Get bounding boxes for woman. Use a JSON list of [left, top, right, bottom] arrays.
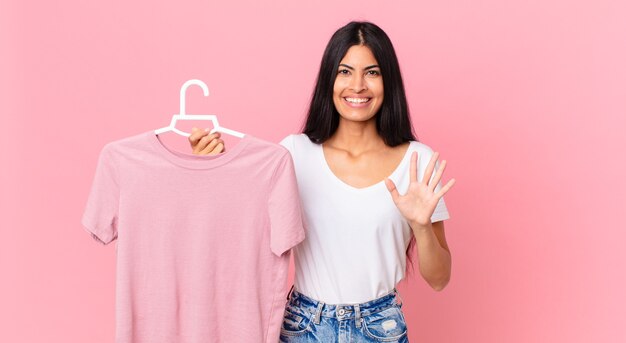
[[190, 21, 455, 343]]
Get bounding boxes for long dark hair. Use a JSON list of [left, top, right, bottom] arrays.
[[302, 21, 417, 146]]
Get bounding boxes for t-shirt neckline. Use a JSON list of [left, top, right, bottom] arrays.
[[147, 131, 252, 169], [317, 140, 415, 192]]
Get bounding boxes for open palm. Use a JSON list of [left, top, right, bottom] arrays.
[[385, 152, 455, 227]]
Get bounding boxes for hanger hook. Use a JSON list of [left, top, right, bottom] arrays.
[[180, 79, 209, 116]]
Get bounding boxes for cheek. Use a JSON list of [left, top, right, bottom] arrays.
[[370, 79, 384, 98], [333, 78, 346, 97], [372, 81, 384, 111], [332, 84, 343, 108]]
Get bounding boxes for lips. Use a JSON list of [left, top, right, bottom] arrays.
[[343, 97, 372, 108], [344, 97, 371, 104]]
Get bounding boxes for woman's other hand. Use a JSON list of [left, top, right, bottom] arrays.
[[188, 127, 225, 155]]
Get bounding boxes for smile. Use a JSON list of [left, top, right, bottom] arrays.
[[344, 97, 371, 104]]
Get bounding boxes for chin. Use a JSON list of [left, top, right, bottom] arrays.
[[339, 111, 377, 123]]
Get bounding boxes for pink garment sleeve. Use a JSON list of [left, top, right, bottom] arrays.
[[268, 151, 305, 256], [81, 145, 119, 245]]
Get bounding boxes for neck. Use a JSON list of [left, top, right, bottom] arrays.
[[326, 117, 384, 153]]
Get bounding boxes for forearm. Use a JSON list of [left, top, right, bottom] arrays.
[[410, 220, 451, 291]]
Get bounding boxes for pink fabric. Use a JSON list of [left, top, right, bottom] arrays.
[[82, 131, 305, 343]]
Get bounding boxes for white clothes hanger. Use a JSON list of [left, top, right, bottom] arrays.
[[154, 79, 245, 138]]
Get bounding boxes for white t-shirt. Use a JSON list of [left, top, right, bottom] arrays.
[[280, 134, 450, 304]]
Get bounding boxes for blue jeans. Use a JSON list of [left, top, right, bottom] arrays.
[[279, 289, 409, 342]]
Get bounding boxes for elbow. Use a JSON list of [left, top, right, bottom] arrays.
[[421, 251, 452, 291], [427, 274, 450, 292], [431, 280, 449, 292]]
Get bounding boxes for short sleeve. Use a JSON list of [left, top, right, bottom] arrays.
[[416, 146, 451, 223], [279, 135, 295, 154], [268, 150, 305, 256], [81, 145, 120, 245]]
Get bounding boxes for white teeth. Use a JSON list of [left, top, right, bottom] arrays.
[[345, 97, 370, 103]]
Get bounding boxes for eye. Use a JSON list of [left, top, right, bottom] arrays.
[[337, 69, 350, 75], [367, 70, 380, 76]]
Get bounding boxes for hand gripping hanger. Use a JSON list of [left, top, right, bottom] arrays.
[[154, 79, 245, 138]]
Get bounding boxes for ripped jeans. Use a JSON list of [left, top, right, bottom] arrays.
[[279, 288, 409, 343]]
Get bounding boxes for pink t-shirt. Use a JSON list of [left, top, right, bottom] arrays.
[[82, 131, 305, 343]]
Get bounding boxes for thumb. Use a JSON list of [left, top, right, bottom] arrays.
[[385, 178, 400, 204]]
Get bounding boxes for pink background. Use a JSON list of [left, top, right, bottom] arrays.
[[2, 0, 625, 342]]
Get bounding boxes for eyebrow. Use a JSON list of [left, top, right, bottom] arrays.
[[339, 64, 380, 70]]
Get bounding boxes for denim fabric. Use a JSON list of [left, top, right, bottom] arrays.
[[279, 289, 409, 343]]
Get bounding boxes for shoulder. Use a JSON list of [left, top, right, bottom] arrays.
[[242, 135, 291, 161], [99, 132, 149, 160], [406, 140, 436, 158], [279, 134, 317, 157], [279, 133, 313, 148]]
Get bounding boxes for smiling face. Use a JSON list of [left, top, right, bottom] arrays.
[[333, 45, 384, 123]]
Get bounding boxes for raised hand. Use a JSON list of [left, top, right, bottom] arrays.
[[385, 152, 455, 228]]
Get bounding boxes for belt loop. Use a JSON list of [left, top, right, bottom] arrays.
[[313, 301, 324, 325], [394, 288, 403, 307], [286, 285, 294, 301], [355, 304, 362, 328]]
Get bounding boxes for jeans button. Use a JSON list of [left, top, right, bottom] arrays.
[[338, 308, 345, 315]]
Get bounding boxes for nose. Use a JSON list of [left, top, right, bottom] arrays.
[[349, 74, 367, 93]]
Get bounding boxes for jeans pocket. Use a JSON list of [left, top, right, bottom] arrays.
[[362, 306, 408, 342], [280, 305, 313, 337]]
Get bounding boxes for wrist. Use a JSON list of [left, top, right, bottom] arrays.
[[409, 219, 432, 232]]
